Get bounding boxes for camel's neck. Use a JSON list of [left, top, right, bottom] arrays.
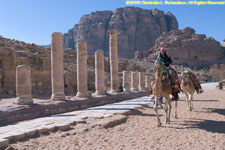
[[185, 76, 194, 87], [155, 68, 161, 79], [155, 68, 162, 89]]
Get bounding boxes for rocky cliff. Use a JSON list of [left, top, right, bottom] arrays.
[[63, 7, 178, 58], [134, 27, 225, 68]]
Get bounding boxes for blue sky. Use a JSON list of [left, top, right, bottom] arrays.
[[0, 0, 224, 45]]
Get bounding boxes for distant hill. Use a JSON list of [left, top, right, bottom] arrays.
[[40, 44, 50, 48]]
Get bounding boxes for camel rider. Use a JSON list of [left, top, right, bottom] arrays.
[[157, 47, 176, 86]]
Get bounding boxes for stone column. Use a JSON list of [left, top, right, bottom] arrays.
[[51, 32, 65, 100], [123, 71, 131, 92], [139, 72, 145, 91], [15, 65, 33, 105], [145, 75, 151, 89], [131, 72, 138, 91], [108, 30, 119, 93], [76, 42, 89, 97], [95, 50, 105, 96]]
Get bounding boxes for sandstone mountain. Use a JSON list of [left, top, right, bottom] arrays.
[[134, 27, 225, 68], [63, 7, 178, 58]]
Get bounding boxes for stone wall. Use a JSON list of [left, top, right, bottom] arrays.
[[0, 36, 77, 96], [209, 64, 225, 82]]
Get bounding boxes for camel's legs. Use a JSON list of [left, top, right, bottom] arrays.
[[185, 92, 190, 111], [174, 100, 178, 119], [165, 96, 171, 124], [168, 96, 172, 124], [164, 98, 168, 124], [190, 92, 194, 111], [154, 96, 162, 127]]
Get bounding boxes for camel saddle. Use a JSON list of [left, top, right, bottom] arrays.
[[186, 71, 203, 94]]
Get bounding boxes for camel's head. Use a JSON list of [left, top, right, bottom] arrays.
[[155, 61, 161, 69], [161, 71, 169, 81], [181, 72, 189, 84]]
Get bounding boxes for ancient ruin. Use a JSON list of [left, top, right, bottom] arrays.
[[108, 30, 119, 93], [51, 32, 66, 100], [131, 72, 139, 91], [123, 71, 131, 92], [145, 74, 151, 89], [76, 42, 89, 98], [209, 63, 225, 81], [14, 65, 33, 105], [95, 50, 105, 96], [139, 72, 146, 91]]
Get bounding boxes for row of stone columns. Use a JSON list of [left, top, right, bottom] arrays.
[[14, 30, 152, 104], [123, 71, 150, 92]]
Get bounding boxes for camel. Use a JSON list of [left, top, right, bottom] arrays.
[[151, 61, 179, 127], [181, 70, 196, 111]]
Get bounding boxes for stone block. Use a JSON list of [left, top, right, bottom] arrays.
[[25, 129, 37, 137], [12, 132, 25, 141], [0, 138, 9, 148], [56, 124, 71, 131]]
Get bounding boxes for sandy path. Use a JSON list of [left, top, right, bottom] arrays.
[[8, 84, 225, 150]]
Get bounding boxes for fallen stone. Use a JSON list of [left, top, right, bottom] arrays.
[[12, 132, 25, 141], [0, 133, 13, 141], [44, 124, 56, 132], [38, 128, 49, 134], [0, 138, 9, 148], [25, 129, 37, 137], [92, 115, 128, 129], [56, 124, 71, 131]]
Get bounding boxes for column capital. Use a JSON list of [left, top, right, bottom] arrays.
[[51, 32, 63, 38], [108, 30, 118, 35]]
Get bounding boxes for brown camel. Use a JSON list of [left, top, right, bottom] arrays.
[[181, 70, 196, 111], [151, 61, 179, 127]]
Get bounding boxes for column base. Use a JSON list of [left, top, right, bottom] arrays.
[[123, 88, 131, 92], [76, 91, 90, 98], [14, 96, 33, 105], [95, 91, 106, 96], [51, 93, 65, 101], [139, 87, 147, 91], [109, 89, 119, 94], [131, 88, 139, 92]]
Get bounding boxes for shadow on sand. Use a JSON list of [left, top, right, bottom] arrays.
[[178, 99, 219, 102], [128, 108, 162, 117], [182, 118, 225, 134], [206, 108, 225, 116]]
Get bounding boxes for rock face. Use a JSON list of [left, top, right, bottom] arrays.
[[135, 27, 225, 68], [63, 7, 178, 58]]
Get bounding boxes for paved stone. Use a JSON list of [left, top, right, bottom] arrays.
[[0, 96, 153, 148]]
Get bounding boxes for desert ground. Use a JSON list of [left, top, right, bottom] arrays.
[[8, 83, 225, 150]]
